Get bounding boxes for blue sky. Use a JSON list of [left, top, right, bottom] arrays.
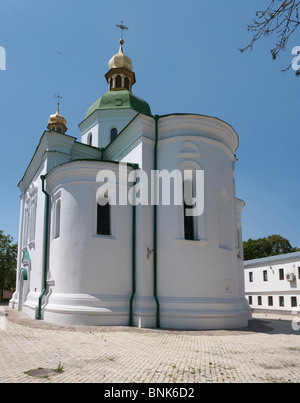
[[0, 0, 299, 247]]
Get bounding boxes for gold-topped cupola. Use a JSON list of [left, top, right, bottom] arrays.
[[47, 94, 68, 134], [105, 23, 136, 92]]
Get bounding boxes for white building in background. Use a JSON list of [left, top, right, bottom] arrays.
[[244, 252, 300, 313], [9, 36, 251, 330]]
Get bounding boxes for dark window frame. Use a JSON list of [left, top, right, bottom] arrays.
[[263, 270, 268, 282], [183, 179, 196, 241], [110, 77, 114, 90], [111, 128, 118, 143], [279, 268, 284, 280], [279, 296, 285, 307], [124, 77, 130, 90], [97, 202, 111, 236], [116, 75, 122, 88], [291, 296, 297, 307]]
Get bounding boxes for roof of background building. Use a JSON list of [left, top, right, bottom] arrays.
[[244, 252, 300, 268]]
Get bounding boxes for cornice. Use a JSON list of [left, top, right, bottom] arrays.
[[18, 131, 102, 195], [158, 114, 239, 155], [46, 159, 134, 194], [18, 131, 75, 193], [104, 114, 155, 161], [79, 108, 138, 133]]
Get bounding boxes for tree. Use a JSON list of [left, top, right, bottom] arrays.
[[240, 0, 300, 74], [0, 230, 17, 294], [243, 234, 300, 260]]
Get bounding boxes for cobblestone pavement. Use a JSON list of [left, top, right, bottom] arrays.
[[0, 305, 300, 383]]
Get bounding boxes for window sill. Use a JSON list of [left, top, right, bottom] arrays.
[[219, 245, 233, 251], [92, 234, 116, 240], [176, 239, 208, 247]]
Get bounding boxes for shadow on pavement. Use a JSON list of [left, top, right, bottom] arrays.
[[3, 305, 300, 337]]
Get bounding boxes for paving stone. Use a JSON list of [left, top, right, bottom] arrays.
[[0, 306, 299, 383]]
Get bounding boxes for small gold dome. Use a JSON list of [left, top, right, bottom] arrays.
[[108, 40, 133, 71], [47, 107, 67, 134]]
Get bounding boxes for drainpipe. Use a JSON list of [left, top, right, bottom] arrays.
[[37, 175, 50, 320], [153, 115, 160, 328], [100, 148, 105, 161], [129, 164, 138, 326]]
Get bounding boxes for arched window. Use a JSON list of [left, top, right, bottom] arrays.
[[88, 133, 93, 146], [111, 128, 118, 142], [110, 78, 114, 90], [179, 161, 206, 242], [97, 201, 110, 235], [116, 75, 122, 88], [124, 77, 130, 90]]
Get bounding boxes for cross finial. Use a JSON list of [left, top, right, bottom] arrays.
[[54, 93, 62, 113], [116, 21, 129, 41]]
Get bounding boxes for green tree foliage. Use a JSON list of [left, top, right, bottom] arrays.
[[0, 230, 17, 291], [243, 234, 300, 261]]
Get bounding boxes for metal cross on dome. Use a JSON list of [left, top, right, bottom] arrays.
[[54, 93, 62, 113], [116, 21, 129, 40]]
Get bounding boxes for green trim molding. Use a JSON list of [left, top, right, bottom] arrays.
[[22, 268, 28, 281], [37, 175, 50, 320], [153, 115, 160, 328]]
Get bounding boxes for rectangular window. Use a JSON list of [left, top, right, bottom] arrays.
[[183, 179, 195, 241], [298, 267, 300, 280], [248, 296, 252, 305], [249, 272, 253, 283], [279, 296, 285, 307], [184, 202, 195, 240], [258, 296, 262, 306], [263, 270, 268, 282], [268, 296, 273, 306], [97, 203, 110, 236], [291, 297, 297, 308], [110, 128, 118, 143], [279, 268, 284, 280]]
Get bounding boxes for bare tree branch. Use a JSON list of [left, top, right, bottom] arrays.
[[240, 0, 300, 74]]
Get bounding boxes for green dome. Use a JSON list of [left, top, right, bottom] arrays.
[[85, 90, 152, 118]]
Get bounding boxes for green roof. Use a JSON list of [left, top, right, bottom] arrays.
[[85, 90, 152, 118]]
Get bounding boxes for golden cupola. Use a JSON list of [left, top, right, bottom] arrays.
[[47, 98, 68, 134], [105, 39, 136, 92]]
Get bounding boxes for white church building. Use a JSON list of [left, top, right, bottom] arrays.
[[10, 36, 251, 330]]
